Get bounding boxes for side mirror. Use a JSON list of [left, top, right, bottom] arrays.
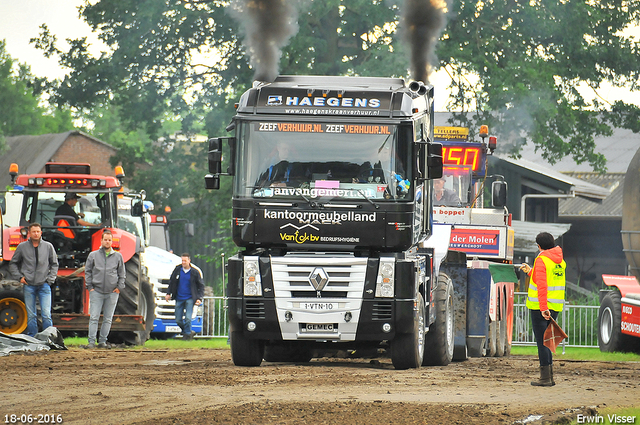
[[131, 200, 144, 217], [0, 193, 5, 215], [427, 143, 443, 179], [204, 174, 220, 190], [492, 180, 508, 208], [208, 138, 222, 174], [185, 223, 195, 237]]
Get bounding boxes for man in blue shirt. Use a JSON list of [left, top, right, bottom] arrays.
[[165, 253, 205, 340]]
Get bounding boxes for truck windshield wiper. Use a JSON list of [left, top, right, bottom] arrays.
[[299, 192, 321, 208], [357, 189, 379, 209]]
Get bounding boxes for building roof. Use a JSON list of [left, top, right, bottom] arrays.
[[559, 172, 625, 218], [1, 131, 114, 188], [492, 156, 611, 200], [512, 220, 572, 254]]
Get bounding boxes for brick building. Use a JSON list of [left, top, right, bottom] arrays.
[[1, 131, 118, 188]]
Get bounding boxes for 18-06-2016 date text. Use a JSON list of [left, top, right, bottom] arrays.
[[4, 414, 63, 424]]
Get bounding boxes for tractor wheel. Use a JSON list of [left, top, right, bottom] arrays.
[[391, 293, 426, 369], [598, 291, 639, 352], [230, 330, 264, 367], [422, 273, 455, 366], [0, 288, 28, 334], [111, 255, 155, 345]]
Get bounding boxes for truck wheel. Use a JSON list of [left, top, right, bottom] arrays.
[[264, 343, 313, 363], [598, 291, 637, 352], [0, 288, 28, 334], [496, 297, 507, 357], [422, 273, 455, 366], [230, 330, 264, 366], [486, 321, 497, 357], [112, 255, 155, 345], [392, 293, 426, 370]]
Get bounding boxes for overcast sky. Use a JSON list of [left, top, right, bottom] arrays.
[[1, 1, 638, 110]]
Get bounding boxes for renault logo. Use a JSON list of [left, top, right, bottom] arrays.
[[308, 267, 329, 291]]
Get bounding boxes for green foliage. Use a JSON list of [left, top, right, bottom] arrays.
[[439, 0, 640, 172], [0, 40, 73, 143]]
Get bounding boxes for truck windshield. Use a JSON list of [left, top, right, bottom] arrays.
[[234, 121, 411, 201], [433, 166, 473, 207]]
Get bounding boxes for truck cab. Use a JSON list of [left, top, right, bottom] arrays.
[[206, 76, 449, 369]]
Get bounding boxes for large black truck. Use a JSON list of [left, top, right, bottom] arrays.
[[206, 76, 478, 369]]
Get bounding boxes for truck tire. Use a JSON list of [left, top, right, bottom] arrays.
[[392, 293, 426, 370], [230, 330, 264, 366], [486, 321, 497, 357], [496, 297, 507, 357], [111, 255, 155, 345], [422, 274, 455, 366], [0, 287, 28, 334], [264, 343, 314, 363], [598, 291, 638, 352]]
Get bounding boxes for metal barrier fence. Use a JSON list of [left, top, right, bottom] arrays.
[[199, 296, 229, 338], [198, 293, 602, 349], [513, 292, 600, 349]]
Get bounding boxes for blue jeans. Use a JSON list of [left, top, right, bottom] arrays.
[[88, 290, 120, 345], [530, 309, 559, 366], [23, 284, 53, 337], [175, 298, 194, 336]]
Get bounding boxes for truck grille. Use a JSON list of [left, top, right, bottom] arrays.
[[245, 300, 266, 319], [372, 301, 393, 320], [271, 255, 367, 299]]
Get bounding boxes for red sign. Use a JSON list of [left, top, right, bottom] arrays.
[[621, 302, 640, 337], [449, 228, 500, 256]]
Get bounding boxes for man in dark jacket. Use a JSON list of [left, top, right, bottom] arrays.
[[9, 222, 59, 336], [84, 229, 126, 348], [165, 253, 204, 340]]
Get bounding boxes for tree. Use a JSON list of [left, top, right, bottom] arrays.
[[0, 40, 72, 151], [38, 1, 640, 172], [439, 0, 640, 172]]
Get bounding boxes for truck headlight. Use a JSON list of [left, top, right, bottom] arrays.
[[244, 257, 262, 296], [375, 260, 395, 298]]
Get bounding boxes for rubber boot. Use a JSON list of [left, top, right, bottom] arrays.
[[531, 365, 555, 386]]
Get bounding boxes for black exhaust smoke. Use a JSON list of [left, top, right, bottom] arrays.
[[402, 0, 449, 83], [228, 0, 300, 83]]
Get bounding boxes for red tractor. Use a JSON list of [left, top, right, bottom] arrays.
[[0, 162, 154, 344]]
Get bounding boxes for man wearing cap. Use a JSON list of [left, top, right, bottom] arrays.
[[55, 193, 98, 227], [433, 177, 461, 207]]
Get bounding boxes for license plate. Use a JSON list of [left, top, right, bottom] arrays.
[[298, 302, 335, 310], [164, 326, 181, 333], [300, 323, 338, 333]]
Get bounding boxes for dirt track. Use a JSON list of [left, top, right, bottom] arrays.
[[2, 348, 639, 424]]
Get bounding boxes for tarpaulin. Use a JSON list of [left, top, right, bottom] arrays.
[[0, 327, 67, 357], [488, 263, 519, 284]]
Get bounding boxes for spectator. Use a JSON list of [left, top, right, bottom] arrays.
[[165, 253, 204, 340], [85, 229, 126, 349], [9, 222, 59, 336]]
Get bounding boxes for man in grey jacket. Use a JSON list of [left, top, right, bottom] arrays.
[[84, 229, 126, 348], [9, 222, 59, 336]]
